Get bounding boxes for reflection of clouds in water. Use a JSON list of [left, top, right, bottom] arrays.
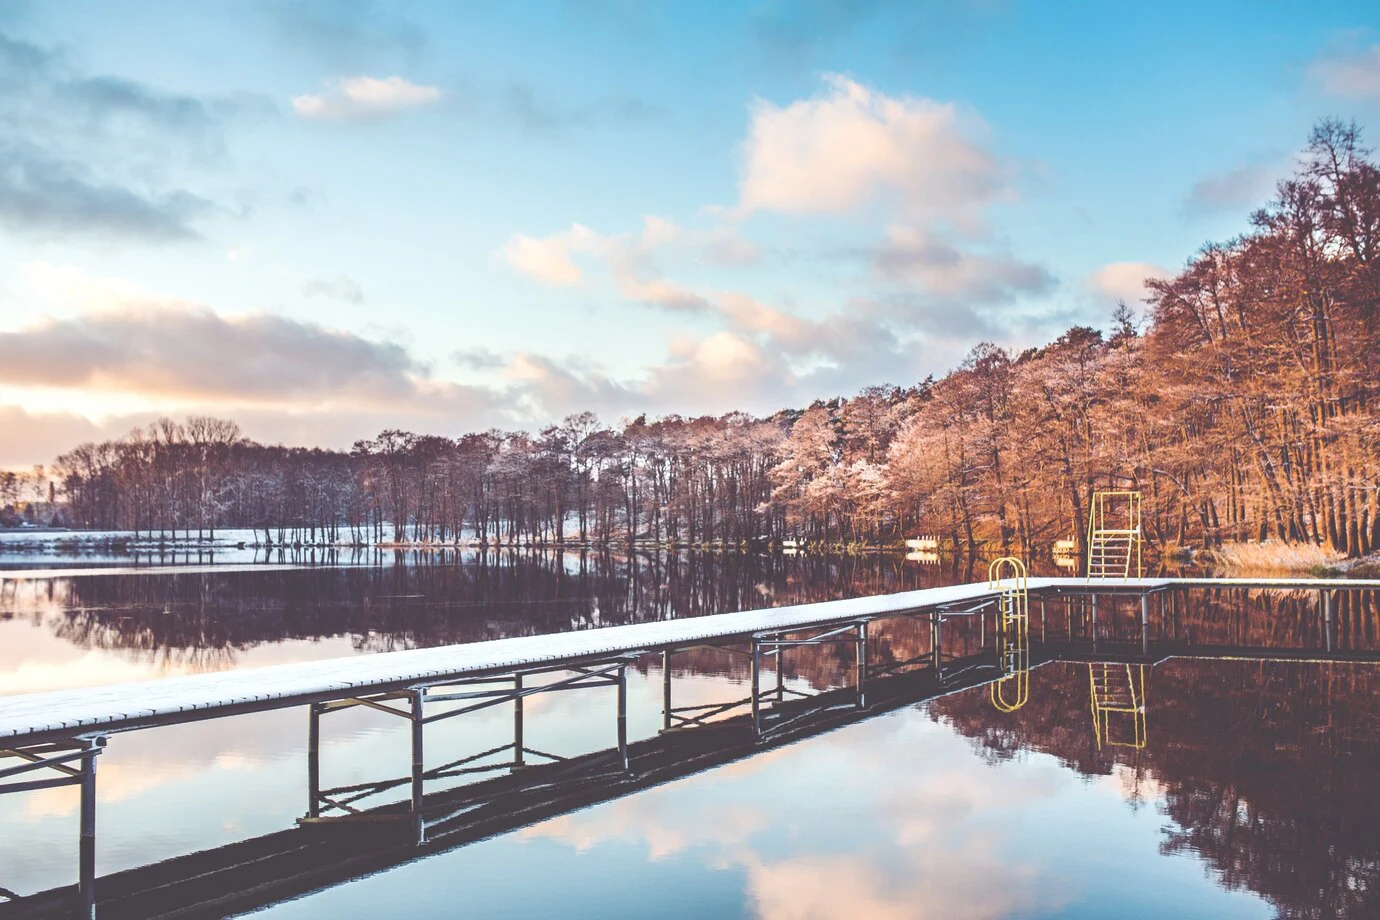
[[527, 711, 1073, 919], [23, 756, 262, 819], [1100, 762, 1168, 809], [746, 847, 1050, 920]]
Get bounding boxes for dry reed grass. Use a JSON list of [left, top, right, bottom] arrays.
[[1206, 540, 1344, 573]]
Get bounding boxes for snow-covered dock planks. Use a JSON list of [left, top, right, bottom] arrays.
[[4, 574, 1379, 745]]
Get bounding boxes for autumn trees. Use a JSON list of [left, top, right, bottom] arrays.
[[39, 121, 1380, 557]]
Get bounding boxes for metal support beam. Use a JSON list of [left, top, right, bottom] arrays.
[[856, 621, 869, 709], [409, 689, 425, 846], [0, 737, 104, 917], [514, 673, 525, 770], [307, 703, 320, 819], [1141, 594, 1150, 657], [750, 642, 762, 741], [661, 651, 672, 733], [616, 664, 629, 772], [78, 736, 102, 920], [931, 611, 942, 673], [1323, 589, 1334, 653]]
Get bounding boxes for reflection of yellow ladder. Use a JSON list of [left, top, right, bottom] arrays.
[[1086, 490, 1143, 581], [988, 557, 1029, 713], [1089, 663, 1147, 749]]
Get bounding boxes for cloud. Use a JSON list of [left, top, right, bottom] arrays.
[[0, 143, 213, 241], [873, 226, 1055, 303], [1309, 43, 1380, 100], [1085, 262, 1173, 304], [502, 224, 598, 286], [302, 275, 365, 304], [0, 303, 428, 403], [501, 217, 750, 309], [1183, 161, 1280, 217], [263, 0, 426, 68], [292, 75, 441, 120], [0, 405, 106, 470], [528, 708, 1071, 920], [736, 74, 1009, 227], [0, 30, 251, 241]]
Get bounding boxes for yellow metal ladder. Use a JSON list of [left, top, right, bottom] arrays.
[[1086, 490, 1143, 581], [988, 557, 1030, 713]]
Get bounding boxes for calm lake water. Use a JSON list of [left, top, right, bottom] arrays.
[[1, 551, 1377, 918]]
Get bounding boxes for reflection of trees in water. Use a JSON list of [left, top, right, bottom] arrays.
[[27, 550, 980, 660], [931, 656, 1380, 918]]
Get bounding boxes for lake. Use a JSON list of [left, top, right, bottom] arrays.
[[1, 551, 1376, 918]]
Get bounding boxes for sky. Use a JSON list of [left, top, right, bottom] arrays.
[[1, 0, 1378, 469]]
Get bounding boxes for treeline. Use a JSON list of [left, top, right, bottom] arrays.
[[50, 120, 1380, 556]]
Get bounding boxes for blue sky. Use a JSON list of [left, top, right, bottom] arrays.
[[1, 0, 1378, 466]]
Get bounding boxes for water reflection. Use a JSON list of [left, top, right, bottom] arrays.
[[0, 551, 980, 689], [1, 560, 1379, 918]]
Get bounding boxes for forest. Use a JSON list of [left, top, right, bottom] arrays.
[[35, 120, 1380, 558]]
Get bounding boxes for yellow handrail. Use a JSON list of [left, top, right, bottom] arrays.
[[988, 557, 1029, 713]]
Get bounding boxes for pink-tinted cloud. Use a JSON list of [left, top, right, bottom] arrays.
[[1085, 262, 1173, 304], [0, 303, 422, 403], [737, 75, 1009, 229]]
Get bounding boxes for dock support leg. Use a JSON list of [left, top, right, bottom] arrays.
[[775, 645, 785, 703], [1141, 595, 1150, 657], [513, 674, 525, 770], [855, 621, 868, 710], [661, 650, 672, 733], [409, 690, 425, 845], [1324, 590, 1334, 653], [78, 736, 101, 920], [307, 703, 321, 818], [750, 641, 762, 741], [1040, 596, 1047, 643], [1090, 594, 1099, 648], [930, 612, 942, 675], [616, 664, 629, 773]]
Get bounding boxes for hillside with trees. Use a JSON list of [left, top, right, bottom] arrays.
[[41, 121, 1380, 558]]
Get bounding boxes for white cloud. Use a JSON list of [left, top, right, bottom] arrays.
[[292, 75, 441, 120], [1309, 44, 1380, 100], [501, 224, 597, 286], [500, 217, 746, 309], [1085, 262, 1173, 304], [737, 74, 1008, 227], [874, 226, 1054, 302]]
